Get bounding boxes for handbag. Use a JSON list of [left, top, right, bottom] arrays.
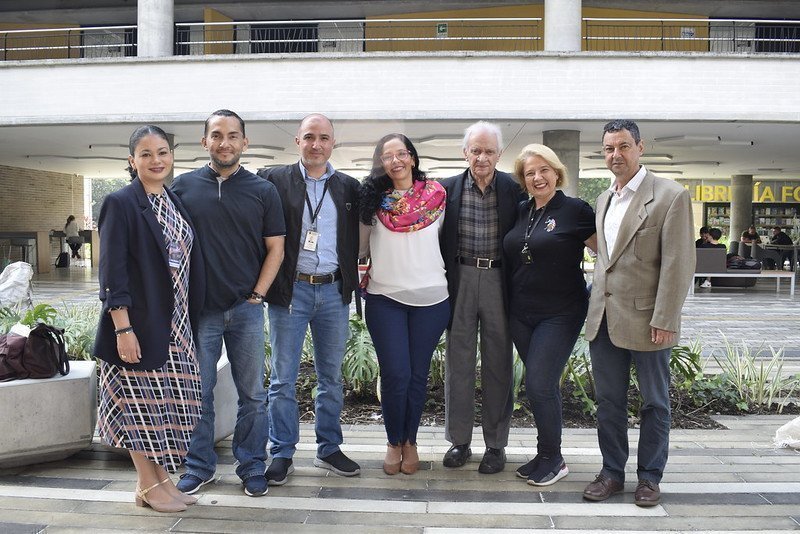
[[0, 332, 28, 381], [0, 324, 69, 381]]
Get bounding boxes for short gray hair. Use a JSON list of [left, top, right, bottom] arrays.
[[462, 121, 503, 151]]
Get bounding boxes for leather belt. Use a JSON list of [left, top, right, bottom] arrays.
[[296, 270, 342, 284], [457, 256, 502, 269]]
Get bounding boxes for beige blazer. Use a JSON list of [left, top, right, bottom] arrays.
[[585, 170, 695, 351]]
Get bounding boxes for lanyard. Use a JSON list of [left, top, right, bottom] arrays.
[[524, 203, 547, 243], [304, 179, 330, 229]]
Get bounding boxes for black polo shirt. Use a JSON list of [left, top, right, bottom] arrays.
[[171, 164, 286, 311], [502, 190, 596, 317]]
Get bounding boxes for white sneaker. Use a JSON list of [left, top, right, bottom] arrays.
[[700, 280, 712, 288]]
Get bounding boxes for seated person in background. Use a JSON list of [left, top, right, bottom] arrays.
[[744, 225, 761, 244], [771, 226, 793, 246], [699, 228, 726, 249], [695, 226, 709, 247], [698, 228, 725, 288], [64, 215, 84, 259], [770, 226, 795, 269]]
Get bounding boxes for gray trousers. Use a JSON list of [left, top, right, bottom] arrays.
[[444, 264, 514, 448]]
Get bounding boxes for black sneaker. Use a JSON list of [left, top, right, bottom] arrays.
[[515, 455, 541, 479], [265, 457, 295, 486], [527, 456, 569, 486], [313, 450, 361, 477]]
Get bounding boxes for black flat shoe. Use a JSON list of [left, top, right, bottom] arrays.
[[478, 447, 506, 474]]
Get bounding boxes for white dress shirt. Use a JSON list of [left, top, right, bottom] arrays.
[[604, 165, 648, 256]]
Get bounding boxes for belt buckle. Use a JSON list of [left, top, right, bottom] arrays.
[[476, 257, 491, 269]]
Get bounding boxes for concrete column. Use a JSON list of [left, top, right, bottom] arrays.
[[543, 130, 580, 198], [137, 0, 174, 57], [729, 174, 753, 242], [544, 0, 582, 52]]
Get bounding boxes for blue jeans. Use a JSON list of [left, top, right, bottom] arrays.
[[365, 293, 449, 445], [267, 280, 350, 459], [590, 316, 671, 484], [509, 302, 587, 458], [183, 300, 268, 482]]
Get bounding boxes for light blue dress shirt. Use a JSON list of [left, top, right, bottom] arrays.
[[296, 162, 339, 275]]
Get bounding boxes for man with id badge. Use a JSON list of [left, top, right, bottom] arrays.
[[258, 114, 361, 485]]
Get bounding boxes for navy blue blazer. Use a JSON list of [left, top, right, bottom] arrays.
[[439, 169, 526, 324], [92, 178, 206, 370]]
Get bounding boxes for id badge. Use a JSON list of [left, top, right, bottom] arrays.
[[168, 242, 182, 270], [303, 230, 320, 251]]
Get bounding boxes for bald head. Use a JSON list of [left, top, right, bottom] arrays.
[[296, 113, 335, 178]]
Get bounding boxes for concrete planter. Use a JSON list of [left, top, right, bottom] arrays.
[[0, 360, 97, 468]]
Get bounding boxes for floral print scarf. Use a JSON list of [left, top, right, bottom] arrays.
[[377, 179, 446, 233]]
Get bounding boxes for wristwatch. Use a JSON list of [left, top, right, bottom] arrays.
[[247, 291, 264, 302]]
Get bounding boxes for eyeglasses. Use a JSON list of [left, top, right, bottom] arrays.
[[380, 150, 412, 164]]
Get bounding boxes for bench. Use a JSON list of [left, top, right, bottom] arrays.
[[0, 360, 97, 468], [693, 247, 795, 295]]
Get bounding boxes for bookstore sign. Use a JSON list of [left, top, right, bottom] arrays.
[[680, 180, 800, 203]]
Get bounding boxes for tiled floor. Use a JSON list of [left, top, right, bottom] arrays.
[[0, 417, 799, 532]]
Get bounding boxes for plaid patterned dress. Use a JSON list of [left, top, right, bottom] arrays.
[[97, 191, 202, 472]]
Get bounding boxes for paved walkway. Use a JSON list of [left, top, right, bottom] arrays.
[[4, 266, 796, 532], [1, 416, 799, 533]]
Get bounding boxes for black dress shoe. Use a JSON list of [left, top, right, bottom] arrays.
[[478, 447, 506, 474], [442, 444, 471, 468]]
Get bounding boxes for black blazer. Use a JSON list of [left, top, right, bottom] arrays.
[[258, 163, 360, 307], [439, 169, 526, 324], [92, 178, 206, 370]]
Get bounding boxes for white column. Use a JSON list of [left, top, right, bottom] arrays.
[[138, 0, 174, 57], [543, 130, 580, 198], [544, 0, 582, 52]]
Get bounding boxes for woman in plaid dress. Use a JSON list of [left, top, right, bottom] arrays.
[[93, 125, 206, 513]]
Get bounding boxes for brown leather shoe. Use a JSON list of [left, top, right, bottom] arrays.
[[583, 474, 624, 501], [634, 479, 661, 507]]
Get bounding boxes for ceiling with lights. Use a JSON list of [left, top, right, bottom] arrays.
[[1, 119, 797, 182]]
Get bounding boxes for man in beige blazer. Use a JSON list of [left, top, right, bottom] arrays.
[[583, 120, 695, 507]]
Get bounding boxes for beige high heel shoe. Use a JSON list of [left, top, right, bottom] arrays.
[[135, 479, 188, 513], [383, 443, 402, 475], [400, 441, 419, 475]]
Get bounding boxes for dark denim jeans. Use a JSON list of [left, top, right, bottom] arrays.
[[267, 280, 350, 459], [509, 302, 587, 458], [183, 300, 269, 482], [590, 316, 671, 484], [364, 293, 449, 445]]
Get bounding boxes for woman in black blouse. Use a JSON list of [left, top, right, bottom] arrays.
[[502, 144, 597, 487]]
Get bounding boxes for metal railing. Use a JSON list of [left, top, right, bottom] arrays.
[[2, 17, 800, 61], [0, 25, 136, 61], [584, 18, 800, 53], [174, 18, 543, 55]]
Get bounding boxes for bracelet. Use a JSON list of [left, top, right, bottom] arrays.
[[115, 326, 134, 336], [247, 291, 264, 301]]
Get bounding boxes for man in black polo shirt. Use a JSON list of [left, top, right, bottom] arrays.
[[439, 121, 526, 474], [172, 109, 285, 497]]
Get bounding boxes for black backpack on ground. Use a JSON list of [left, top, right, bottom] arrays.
[[55, 252, 69, 268]]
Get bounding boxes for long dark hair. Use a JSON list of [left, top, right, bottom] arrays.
[[358, 134, 427, 225], [126, 125, 171, 180], [64, 215, 75, 230]]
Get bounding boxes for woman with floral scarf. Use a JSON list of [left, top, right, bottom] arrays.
[[359, 133, 449, 476]]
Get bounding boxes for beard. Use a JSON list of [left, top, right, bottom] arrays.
[[210, 152, 241, 169]]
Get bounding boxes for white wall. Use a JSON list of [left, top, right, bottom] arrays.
[[1, 52, 799, 125]]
